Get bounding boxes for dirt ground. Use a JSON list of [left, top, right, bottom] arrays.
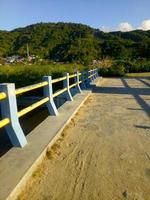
[[18, 78, 150, 200]]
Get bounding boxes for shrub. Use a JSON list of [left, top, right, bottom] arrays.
[[99, 64, 125, 77], [0, 63, 87, 87]]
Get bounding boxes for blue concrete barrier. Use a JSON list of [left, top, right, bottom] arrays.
[[0, 68, 99, 148]]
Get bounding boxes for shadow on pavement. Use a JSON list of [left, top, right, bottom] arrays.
[[135, 125, 150, 130], [92, 78, 150, 118]]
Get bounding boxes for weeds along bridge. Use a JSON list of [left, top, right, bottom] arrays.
[[0, 68, 100, 199]]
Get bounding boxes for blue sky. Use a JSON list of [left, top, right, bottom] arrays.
[[0, 0, 150, 31]]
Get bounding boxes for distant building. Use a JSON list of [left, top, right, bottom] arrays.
[[28, 54, 36, 62], [5, 55, 25, 64], [6, 55, 19, 63]]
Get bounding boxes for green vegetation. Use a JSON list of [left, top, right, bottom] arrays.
[[126, 72, 150, 77], [0, 63, 86, 87], [0, 22, 150, 84], [1, 22, 150, 62], [98, 59, 150, 77]]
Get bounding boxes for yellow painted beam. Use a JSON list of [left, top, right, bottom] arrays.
[[0, 118, 10, 128], [88, 74, 96, 78], [18, 97, 49, 118], [69, 82, 78, 89], [16, 81, 48, 95], [0, 92, 7, 101], [69, 74, 77, 78], [53, 88, 67, 98], [52, 76, 66, 84]]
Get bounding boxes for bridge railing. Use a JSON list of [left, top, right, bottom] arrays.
[[0, 68, 99, 148]]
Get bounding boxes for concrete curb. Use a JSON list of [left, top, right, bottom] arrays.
[[0, 77, 102, 200], [0, 91, 92, 200], [9, 92, 91, 200]]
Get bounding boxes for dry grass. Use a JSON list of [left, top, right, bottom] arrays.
[[126, 72, 150, 77]]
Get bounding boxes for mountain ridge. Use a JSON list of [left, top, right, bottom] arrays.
[[0, 22, 150, 63]]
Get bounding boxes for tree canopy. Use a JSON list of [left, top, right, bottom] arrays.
[[0, 22, 150, 64]]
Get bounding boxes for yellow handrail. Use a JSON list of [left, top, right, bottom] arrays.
[[0, 118, 10, 128], [16, 81, 48, 95], [88, 74, 96, 78], [0, 69, 92, 129], [69, 82, 78, 89], [52, 76, 66, 84], [69, 74, 77, 78], [18, 97, 49, 118], [0, 92, 7, 101], [53, 88, 67, 98]]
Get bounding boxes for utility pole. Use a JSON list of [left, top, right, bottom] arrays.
[[27, 43, 29, 59]]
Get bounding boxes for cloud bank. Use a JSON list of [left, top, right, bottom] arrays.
[[118, 22, 133, 32], [138, 19, 150, 30], [100, 19, 150, 32]]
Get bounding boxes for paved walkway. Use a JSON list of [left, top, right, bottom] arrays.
[[19, 78, 150, 200]]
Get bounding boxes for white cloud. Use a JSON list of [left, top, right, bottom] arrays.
[[100, 19, 150, 33], [118, 22, 133, 32], [100, 26, 110, 33], [138, 19, 150, 30]]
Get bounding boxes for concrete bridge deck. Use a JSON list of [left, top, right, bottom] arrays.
[[17, 77, 150, 200]]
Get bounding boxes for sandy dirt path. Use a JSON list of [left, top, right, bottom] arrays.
[[18, 78, 150, 200]]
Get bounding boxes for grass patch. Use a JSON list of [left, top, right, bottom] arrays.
[[126, 72, 150, 77], [0, 63, 87, 87]]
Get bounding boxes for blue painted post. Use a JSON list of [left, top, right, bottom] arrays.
[[92, 69, 95, 81], [86, 70, 91, 87], [96, 68, 99, 78], [89, 70, 93, 83], [93, 69, 95, 80], [74, 71, 82, 93], [94, 68, 97, 79], [89, 69, 92, 82], [43, 76, 58, 116], [63, 72, 73, 101], [80, 70, 86, 89], [0, 83, 27, 147]]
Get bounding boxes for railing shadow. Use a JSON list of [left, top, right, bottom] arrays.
[[135, 125, 150, 130], [92, 77, 150, 118], [136, 78, 150, 87], [121, 78, 150, 118]]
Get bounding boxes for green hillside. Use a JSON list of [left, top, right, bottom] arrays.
[[0, 22, 150, 64]]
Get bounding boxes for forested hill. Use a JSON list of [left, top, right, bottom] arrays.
[[0, 22, 150, 64]]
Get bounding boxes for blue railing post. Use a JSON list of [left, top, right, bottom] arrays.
[[0, 83, 27, 147], [43, 76, 58, 116], [93, 68, 97, 80], [81, 70, 86, 89], [63, 72, 73, 101], [92, 69, 95, 81], [89, 70, 93, 83], [85, 70, 90, 87], [95, 68, 97, 79], [96, 68, 99, 78], [91, 69, 94, 82], [74, 71, 82, 93]]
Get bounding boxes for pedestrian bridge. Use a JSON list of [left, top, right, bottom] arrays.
[[0, 73, 149, 200]]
